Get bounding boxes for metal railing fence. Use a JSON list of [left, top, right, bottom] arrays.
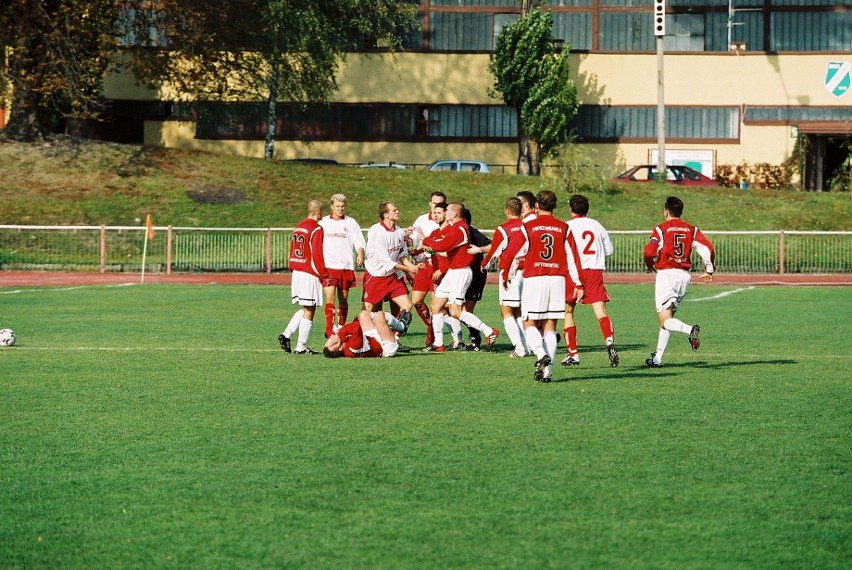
[[0, 226, 850, 275]]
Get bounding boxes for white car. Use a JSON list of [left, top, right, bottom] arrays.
[[360, 161, 407, 169], [426, 160, 490, 173]]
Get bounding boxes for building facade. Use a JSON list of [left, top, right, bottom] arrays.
[[96, 1, 852, 188]]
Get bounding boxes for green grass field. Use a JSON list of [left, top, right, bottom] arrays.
[[1, 283, 849, 568]]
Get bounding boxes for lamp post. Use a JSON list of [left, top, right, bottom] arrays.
[[654, 0, 666, 177]]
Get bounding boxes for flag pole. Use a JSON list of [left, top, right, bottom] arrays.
[[141, 214, 154, 284]]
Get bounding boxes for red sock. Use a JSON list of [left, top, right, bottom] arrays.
[[599, 317, 614, 345], [338, 303, 348, 325], [324, 303, 335, 336], [563, 326, 578, 353], [415, 303, 431, 326]]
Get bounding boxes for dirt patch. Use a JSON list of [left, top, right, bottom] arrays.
[[186, 185, 246, 205]]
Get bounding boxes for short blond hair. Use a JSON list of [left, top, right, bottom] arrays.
[[330, 193, 346, 204]]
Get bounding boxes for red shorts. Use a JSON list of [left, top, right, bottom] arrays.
[[412, 259, 436, 293], [324, 269, 356, 291], [363, 273, 409, 305], [568, 268, 610, 304]]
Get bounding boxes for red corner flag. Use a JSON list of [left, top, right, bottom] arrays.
[[145, 214, 155, 239]]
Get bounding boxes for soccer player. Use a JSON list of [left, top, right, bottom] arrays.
[[503, 190, 583, 382], [363, 201, 417, 332], [408, 192, 447, 346], [278, 199, 328, 355], [418, 202, 499, 353], [319, 193, 366, 338], [460, 207, 492, 351], [562, 194, 619, 368], [474, 197, 529, 358], [643, 195, 716, 367], [322, 310, 400, 358]]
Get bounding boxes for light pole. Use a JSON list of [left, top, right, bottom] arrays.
[[654, 0, 666, 176]]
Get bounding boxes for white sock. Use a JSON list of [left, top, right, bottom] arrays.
[[445, 316, 462, 344], [516, 317, 529, 351], [543, 331, 557, 376], [295, 318, 313, 351], [383, 312, 405, 333], [525, 326, 545, 360], [655, 328, 671, 363], [503, 316, 523, 352], [284, 309, 304, 337], [459, 310, 493, 336], [431, 313, 445, 347], [663, 318, 692, 335]]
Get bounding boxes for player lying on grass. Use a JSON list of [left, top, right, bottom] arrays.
[[322, 310, 400, 358]]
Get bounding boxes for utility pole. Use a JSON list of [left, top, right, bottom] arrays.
[[654, 0, 666, 176]]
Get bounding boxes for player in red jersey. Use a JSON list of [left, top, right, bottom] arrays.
[[278, 199, 328, 355], [474, 196, 529, 358], [502, 191, 583, 382], [322, 310, 400, 358], [562, 194, 619, 368], [408, 192, 447, 346], [643, 195, 716, 367], [418, 203, 499, 353]]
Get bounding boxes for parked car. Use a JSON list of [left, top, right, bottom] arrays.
[[426, 159, 490, 173], [613, 164, 716, 186], [360, 161, 407, 169]]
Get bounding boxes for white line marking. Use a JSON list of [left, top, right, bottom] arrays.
[[0, 283, 137, 294], [690, 286, 755, 302], [10, 346, 281, 352]]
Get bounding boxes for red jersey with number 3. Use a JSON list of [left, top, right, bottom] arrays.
[[644, 219, 715, 271], [520, 214, 570, 278], [289, 218, 328, 280]]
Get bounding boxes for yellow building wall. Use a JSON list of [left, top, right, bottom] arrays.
[[116, 51, 849, 173]]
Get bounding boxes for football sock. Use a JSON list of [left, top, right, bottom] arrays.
[[599, 316, 614, 345], [459, 310, 492, 335], [284, 309, 304, 338], [663, 318, 692, 335], [324, 303, 335, 336], [338, 303, 348, 325], [543, 331, 558, 376], [295, 318, 313, 351], [516, 317, 529, 352], [445, 316, 462, 344], [525, 326, 545, 360], [655, 328, 671, 363], [383, 312, 405, 333], [415, 302, 431, 326], [503, 316, 523, 352], [431, 313, 445, 347], [563, 325, 578, 354]]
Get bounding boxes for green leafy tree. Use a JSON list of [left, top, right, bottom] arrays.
[[123, 0, 419, 159], [0, 0, 123, 141], [489, 5, 578, 176]]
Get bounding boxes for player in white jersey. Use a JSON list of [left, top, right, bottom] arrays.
[[562, 194, 619, 368], [363, 201, 417, 332], [318, 194, 366, 338]]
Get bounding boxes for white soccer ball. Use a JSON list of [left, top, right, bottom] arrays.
[[0, 329, 16, 347]]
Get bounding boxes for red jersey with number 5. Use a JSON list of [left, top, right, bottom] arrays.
[[289, 218, 328, 280], [644, 219, 715, 272]]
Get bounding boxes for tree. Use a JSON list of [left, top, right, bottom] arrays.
[[489, 6, 578, 176], [122, 0, 419, 159], [0, 0, 123, 141]]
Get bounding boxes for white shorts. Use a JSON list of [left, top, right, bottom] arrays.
[[434, 267, 472, 306], [655, 268, 692, 313], [291, 270, 322, 306], [521, 275, 565, 321], [365, 329, 399, 358], [499, 272, 522, 308]]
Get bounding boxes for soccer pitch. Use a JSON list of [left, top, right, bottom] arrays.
[[1, 283, 849, 568]]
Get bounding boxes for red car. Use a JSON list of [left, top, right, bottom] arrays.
[[613, 165, 717, 186]]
